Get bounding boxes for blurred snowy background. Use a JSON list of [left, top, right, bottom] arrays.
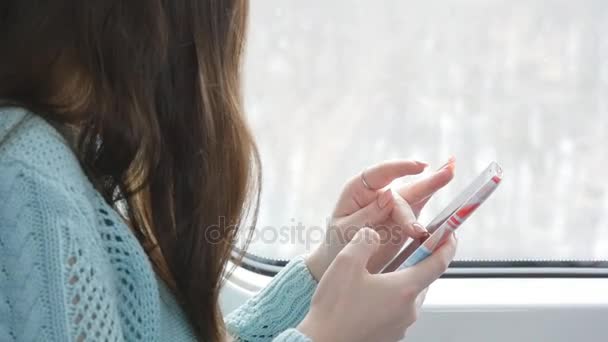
[[243, 0, 608, 262]]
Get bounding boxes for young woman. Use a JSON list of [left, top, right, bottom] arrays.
[[0, 1, 456, 341]]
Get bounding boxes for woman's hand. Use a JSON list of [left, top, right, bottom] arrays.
[[298, 228, 457, 342], [306, 158, 455, 280]]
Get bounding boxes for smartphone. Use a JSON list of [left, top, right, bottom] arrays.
[[381, 161, 503, 273]]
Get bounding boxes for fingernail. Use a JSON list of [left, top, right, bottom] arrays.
[[438, 157, 456, 171], [416, 161, 429, 168], [438, 161, 450, 170], [377, 188, 393, 209], [412, 222, 429, 236], [440, 163, 455, 174]]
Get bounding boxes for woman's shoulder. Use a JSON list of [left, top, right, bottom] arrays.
[[0, 106, 86, 186], [0, 107, 168, 341]]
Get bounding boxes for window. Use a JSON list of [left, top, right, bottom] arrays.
[[239, 1, 608, 272]]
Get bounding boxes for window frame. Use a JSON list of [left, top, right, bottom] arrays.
[[232, 248, 608, 278]]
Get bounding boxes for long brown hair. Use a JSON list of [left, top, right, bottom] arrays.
[[0, 0, 259, 340]]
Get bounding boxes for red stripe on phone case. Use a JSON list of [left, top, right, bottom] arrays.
[[455, 203, 481, 220], [449, 216, 460, 226]]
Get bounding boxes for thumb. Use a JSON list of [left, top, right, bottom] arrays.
[[334, 227, 381, 271], [341, 188, 394, 229]]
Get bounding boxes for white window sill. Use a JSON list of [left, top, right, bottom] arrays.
[[221, 263, 608, 341]]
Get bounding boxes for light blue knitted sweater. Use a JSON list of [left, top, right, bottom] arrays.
[[0, 107, 315, 341]]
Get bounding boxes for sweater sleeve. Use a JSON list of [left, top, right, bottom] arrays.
[[0, 161, 126, 341], [225, 256, 317, 342]]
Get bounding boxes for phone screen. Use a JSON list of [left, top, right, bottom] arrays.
[[381, 162, 503, 273]]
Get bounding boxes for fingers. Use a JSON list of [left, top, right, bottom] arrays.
[[382, 234, 457, 291], [391, 192, 429, 239], [405, 234, 457, 290], [325, 189, 394, 277], [398, 158, 456, 216], [415, 288, 429, 308], [340, 188, 395, 230], [334, 160, 428, 217], [361, 160, 428, 191], [365, 220, 410, 273], [341, 190, 426, 273], [333, 228, 381, 271]]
